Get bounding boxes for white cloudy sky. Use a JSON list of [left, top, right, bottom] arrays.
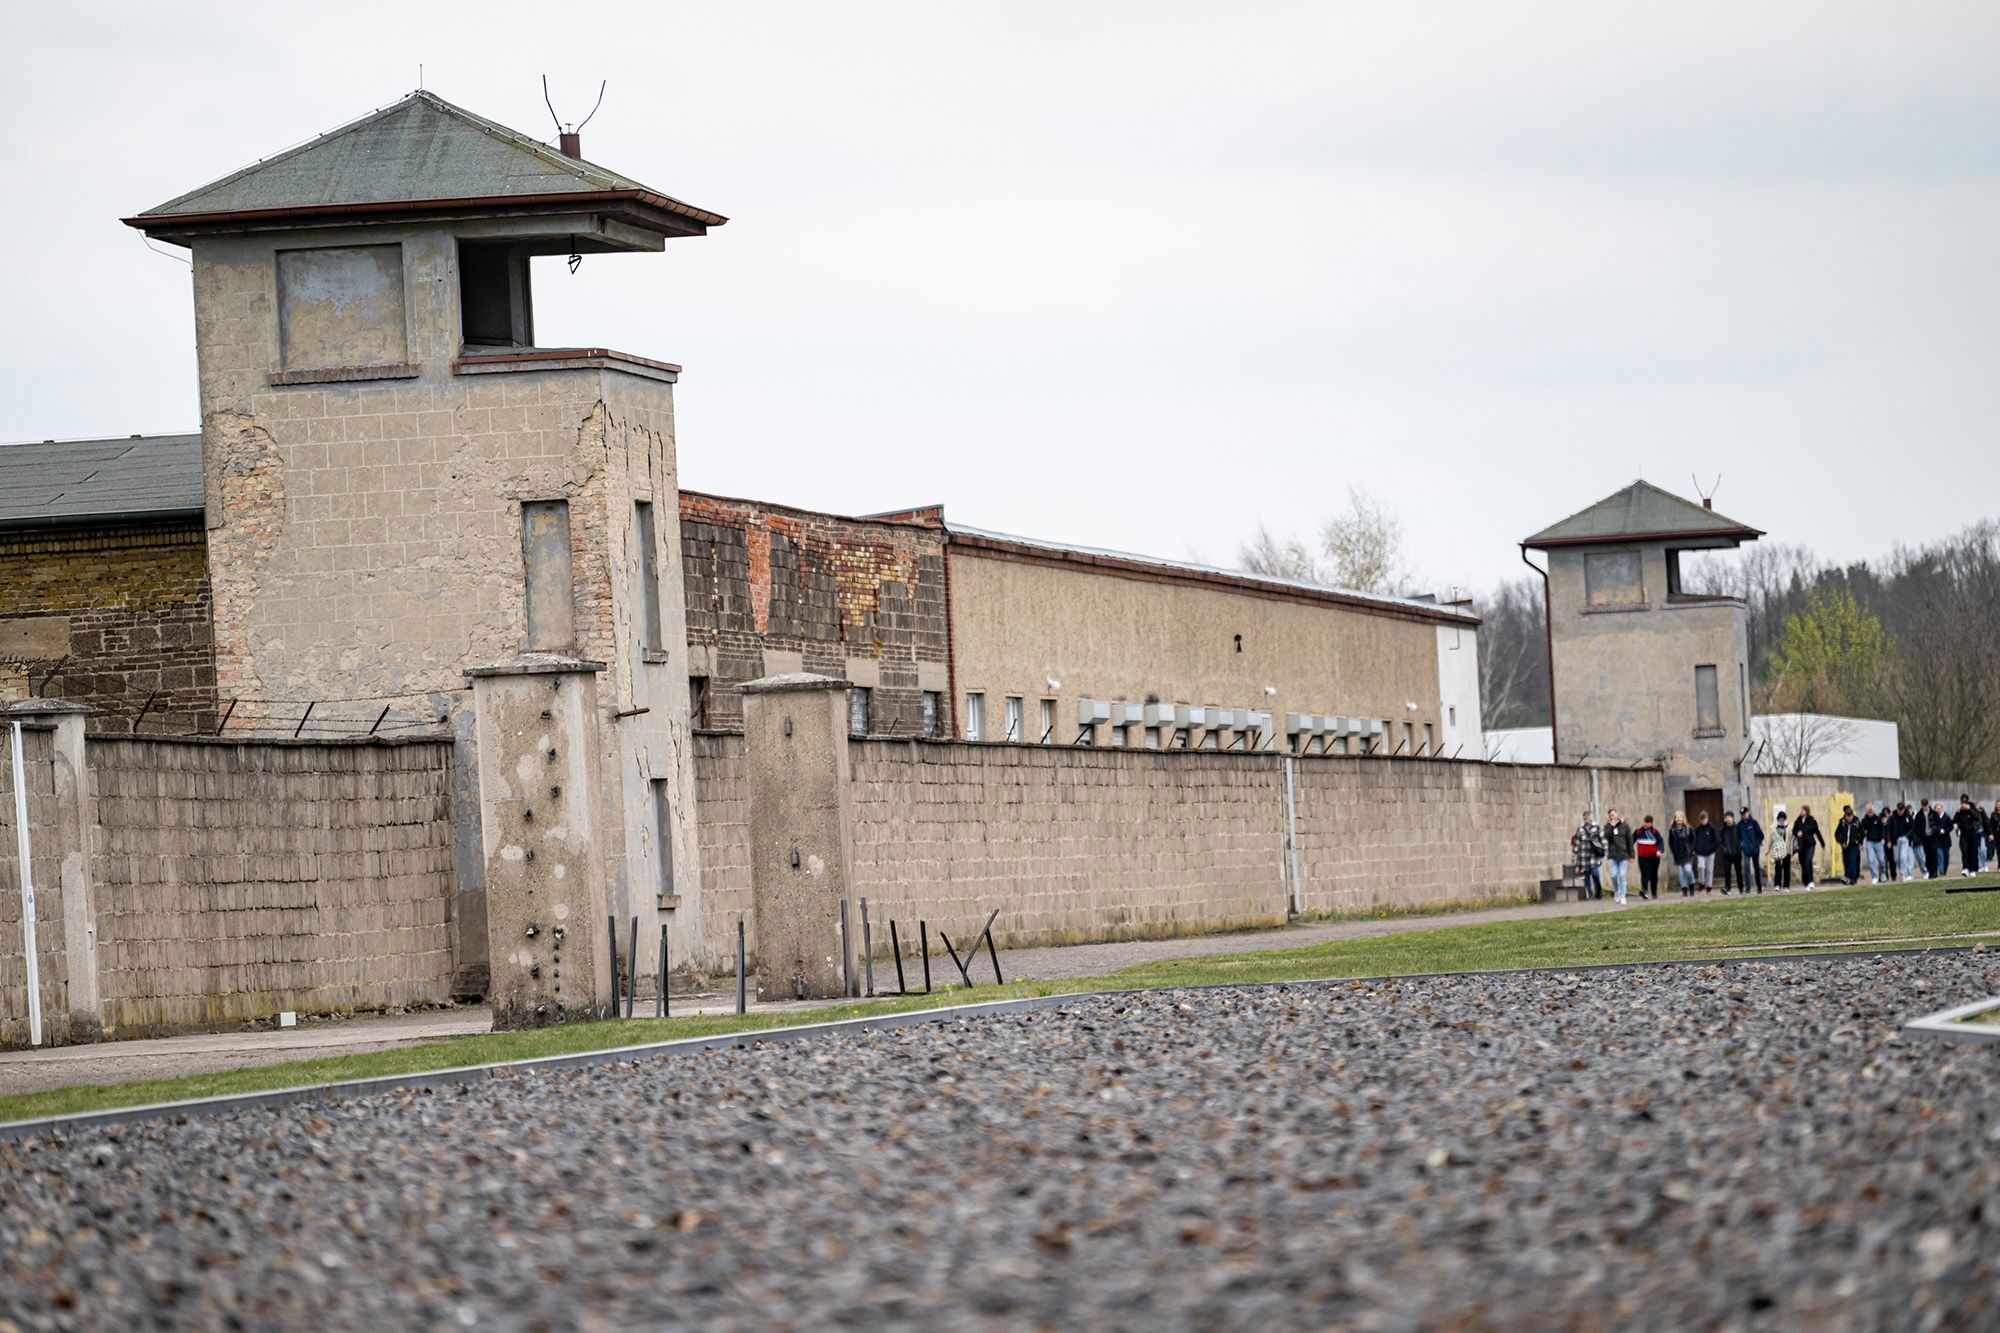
[[3, 1, 1996, 590]]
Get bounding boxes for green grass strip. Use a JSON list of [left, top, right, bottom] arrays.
[[3, 877, 1994, 1125]]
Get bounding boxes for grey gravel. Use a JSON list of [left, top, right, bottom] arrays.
[[3, 953, 1999, 1330]]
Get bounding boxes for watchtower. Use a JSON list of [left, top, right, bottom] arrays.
[[1523, 482, 1762, 824], [126, 91, 727, 992]]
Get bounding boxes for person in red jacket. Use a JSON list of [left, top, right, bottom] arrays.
[[1633, 815, 1665, 901]]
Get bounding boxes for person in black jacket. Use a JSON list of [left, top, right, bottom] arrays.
[[1692, 812, 1720, 895], [1668, 812, 1696, 897], [1927, 801, 1953, 878], [1738, 807, 1766, 893], [1793, 805, 1826, 889], [1719, 813, 1741, 894], [1886, 803, 1910, 882], [1859, 804, 1885, 884], [1956, 795, 1987, 877], [1834, 806, 1860, 885], [1989, 801, 2000, 875]]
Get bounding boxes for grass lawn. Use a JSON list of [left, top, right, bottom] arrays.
[[4, 876, 1996, 1125]]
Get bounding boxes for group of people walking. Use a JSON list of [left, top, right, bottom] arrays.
[[1566, 794, 2000, 906]]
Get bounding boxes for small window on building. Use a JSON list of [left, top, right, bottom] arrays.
[[922, 691, 942, 738], [965, 692, 985, 741], [1109, 725, 1127, 748], [1144, 726, 1162, 749], [1333, 735, 1350, 756], [1739, 663, 1749, 735], [651, 779, 676, 895], [1423, 723, 1435, 755], [277, 244, 409, 371], [689, 676, 711, 729], [459, 241, 534, 348], [1448, 705, 1458, 727], [1038, 698, 1055, 744], [1402, 721, 1414, 754], [1004, 696, 1024, 743], [850, 686, 872, 736], [634, 501, 664, 655], [1584, 550, 1644, 608], [521, 500, 575, 651], [1695, 664, 1722, 735]]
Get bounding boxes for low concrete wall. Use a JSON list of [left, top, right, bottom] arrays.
[[2, 725, 457, 1046], [1293, 759, 1664, 917], [693, 736, 1664, 962], [1757, 773, 2000, 819]]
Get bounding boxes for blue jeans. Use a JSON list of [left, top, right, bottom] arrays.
[[1607, 859, 1629, 901], [1863, 840, 1885, 881], [1582, 865, 1603, 899], [1897, 837, 1916, 877], [1677, 861, 1695, 889]]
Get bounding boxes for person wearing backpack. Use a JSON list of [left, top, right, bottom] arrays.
[[1634, 815, 1665, 901], [1770, 806, 1793, 890]]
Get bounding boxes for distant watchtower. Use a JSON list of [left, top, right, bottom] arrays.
[[125, 91, 728, 990], [1523, 482, 1763, 825]]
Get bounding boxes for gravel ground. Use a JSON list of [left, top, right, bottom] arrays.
[[3, 954, 1998, 1330]]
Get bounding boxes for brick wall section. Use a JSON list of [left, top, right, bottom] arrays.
[[844, 741, 1288, 950], [1290, 759, 1665, 915], [680, 493, 949, 735], [692, 730, 754, 958], [0, 521, 218, 732], [691, 740, 1667, 962], [0, 724, 71, 1046], [86, 735, 455, 1036]]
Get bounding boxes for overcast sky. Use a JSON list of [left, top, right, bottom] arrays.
[[4, 1, 1996, 590]]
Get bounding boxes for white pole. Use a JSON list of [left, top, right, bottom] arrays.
[[1283, 756, 1303, 918], [10, 721, 43, 1047]]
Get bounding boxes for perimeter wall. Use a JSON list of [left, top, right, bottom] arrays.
[[693, 733, 1664, 959]]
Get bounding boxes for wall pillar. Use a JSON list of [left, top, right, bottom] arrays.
[[467, 657, 617, 1029], [741, 673, 855, 1001], [39, 704, 99, 1041]]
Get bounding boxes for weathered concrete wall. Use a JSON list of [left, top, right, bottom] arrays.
[[946, 542, 1463, 749], [0, 520, 217, 730], [0, 721, 73, 1046], [86, 735, 455, 1037], [680, 493, 950, 736], [187, 222, 704, 992], [691, 738, 1656, 966], [1290, 759, 1665, 916], [469, 661, 616, 1029], [1546, 544, 1750, 812], [742, 675, 855, 1000]]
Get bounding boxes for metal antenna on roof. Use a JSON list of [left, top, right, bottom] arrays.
[[542, 76, 607, 134], [1691, 473, 1721, 508]]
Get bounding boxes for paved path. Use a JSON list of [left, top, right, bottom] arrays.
[[0, 886, 1858, 1098]]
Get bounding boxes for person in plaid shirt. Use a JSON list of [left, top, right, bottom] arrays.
[[1571, 811, 1606, 901]]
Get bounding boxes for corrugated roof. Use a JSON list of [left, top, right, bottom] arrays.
[[1523, 480, 1761, 549], [0, 434, 202, 529], [129, 90, 724, 228]]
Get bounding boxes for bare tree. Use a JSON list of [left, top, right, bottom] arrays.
[[1237, 522, 1325, 582], [1752, 712, 1859, 776], [1875, 521, 2000, 782], [1475, 575, 1550, 729], [1319, 488, 1409, 595]]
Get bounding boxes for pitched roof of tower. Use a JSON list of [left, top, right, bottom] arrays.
[[1523, 480, 1761, 549], [124, 90, 726, 238]]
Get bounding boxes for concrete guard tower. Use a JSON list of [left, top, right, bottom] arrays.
[[1523, 482, 1763, 824], [125, 91, 726, 995]]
